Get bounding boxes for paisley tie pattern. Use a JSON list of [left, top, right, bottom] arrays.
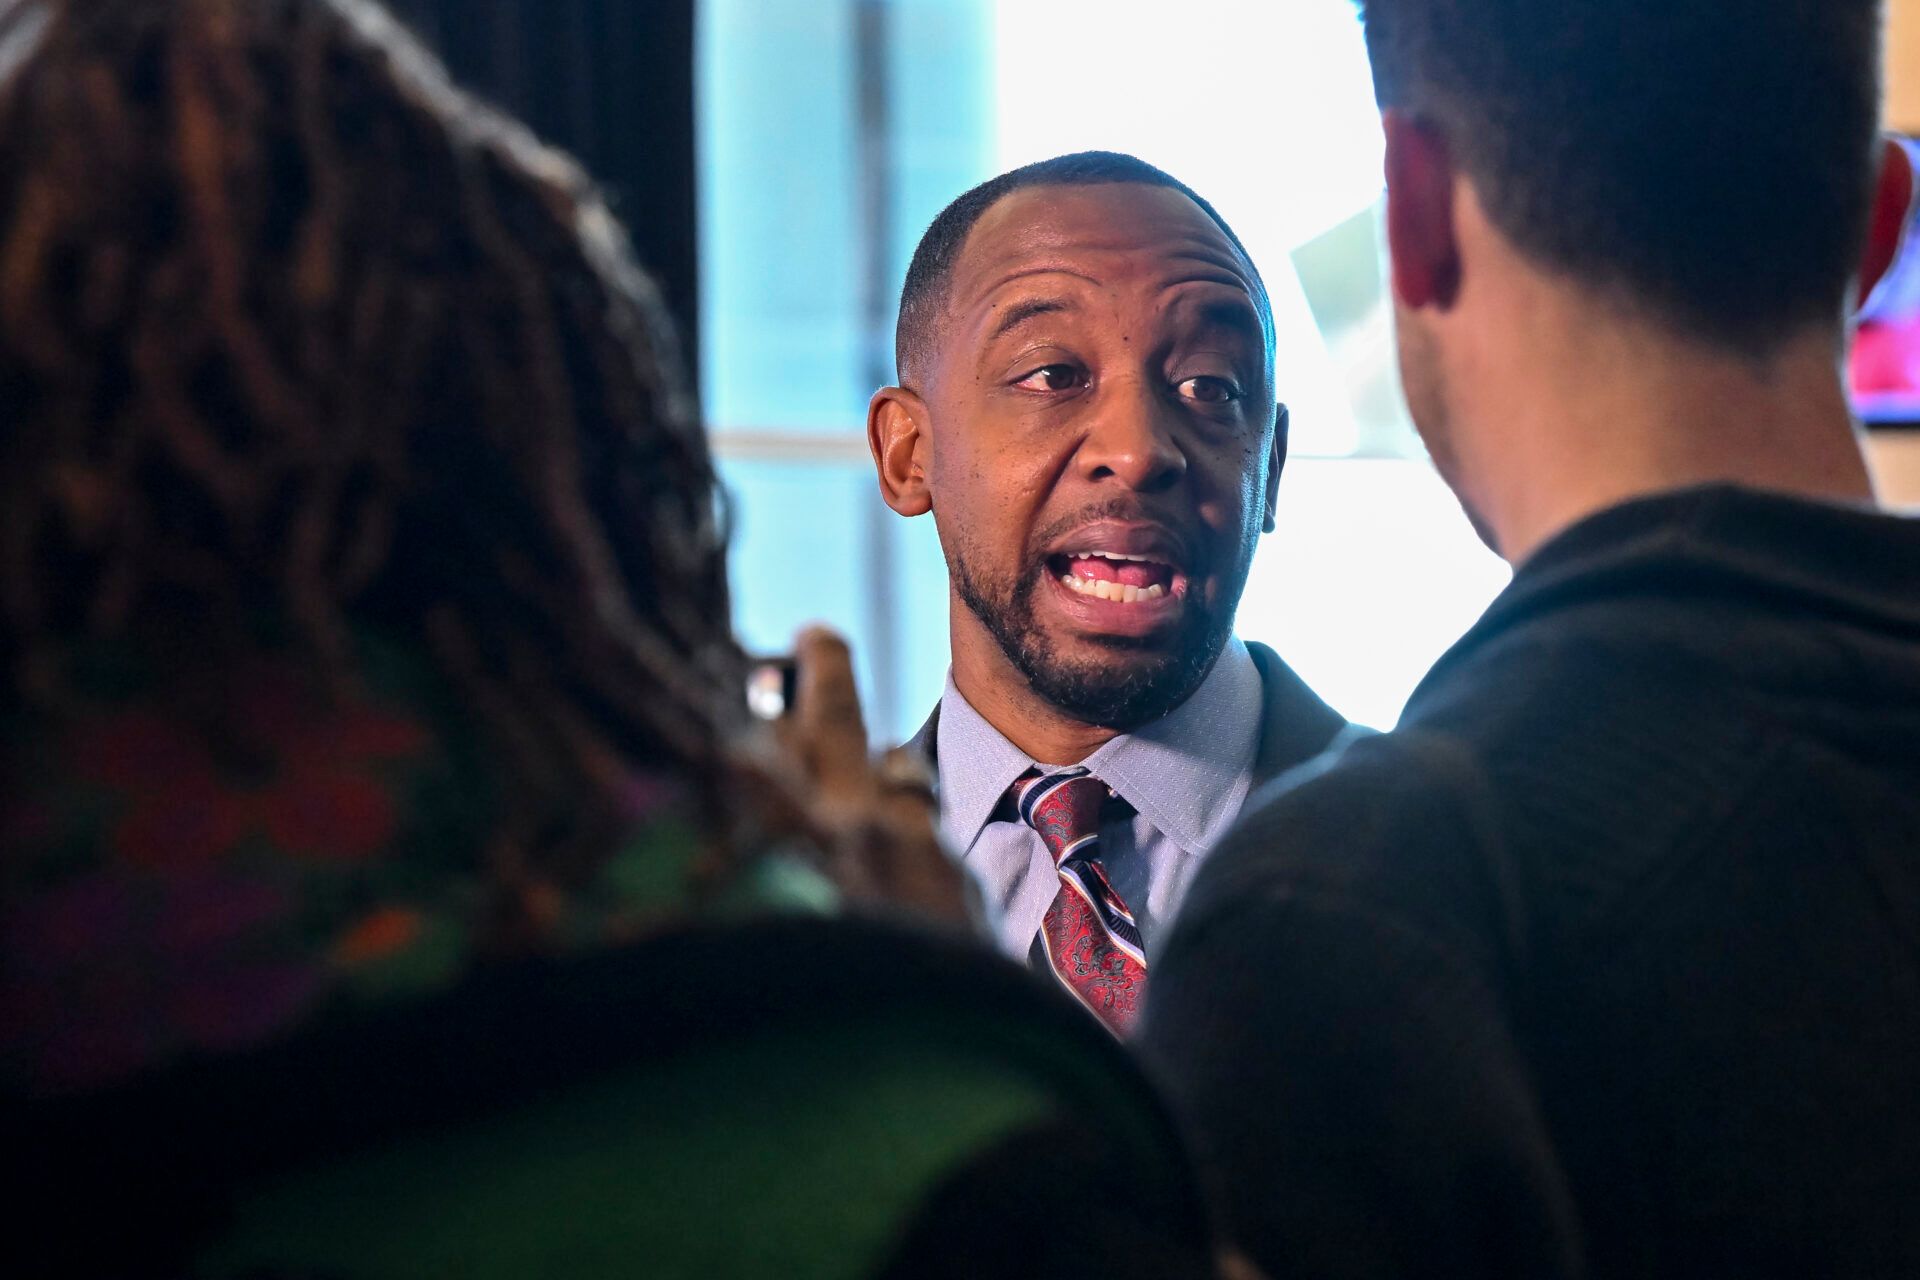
[[1014, 769, 1146, 1036]]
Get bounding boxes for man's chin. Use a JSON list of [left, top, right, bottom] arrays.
[[950, 553, 1229, 727], [1017, 633, 1217, 730], [1026, 671, 1181, 730]]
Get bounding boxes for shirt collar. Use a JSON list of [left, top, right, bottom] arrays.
[[933, 637, 1264, 857], [933, 675, 1041, 857], [1081, 638, 1262, 853]]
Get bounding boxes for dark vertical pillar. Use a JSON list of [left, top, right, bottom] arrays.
[[381, 0, 701, 382]]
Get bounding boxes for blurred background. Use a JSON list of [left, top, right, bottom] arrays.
[[388, 0, 1920, 742]]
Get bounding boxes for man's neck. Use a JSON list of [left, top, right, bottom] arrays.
[[1446, 290, 1875, 566], [947, 623, 1123, 766]]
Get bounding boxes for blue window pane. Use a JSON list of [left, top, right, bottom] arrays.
[[697, 0, 993, 435], [697, 1, 865, 432], [719, 455, 952, 743]]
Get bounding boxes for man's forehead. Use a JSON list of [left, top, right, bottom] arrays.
[[948, 182, 1261, 314]]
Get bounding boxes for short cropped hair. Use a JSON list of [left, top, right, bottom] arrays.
[[894, 151, 1274, 383], [1360, 0, 1883, 354]]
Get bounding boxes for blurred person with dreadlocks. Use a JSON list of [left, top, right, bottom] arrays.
[[0, 2, 1223, 1276]]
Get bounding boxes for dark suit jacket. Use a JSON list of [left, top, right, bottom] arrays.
[[1143, 487, 1920, 1280], [907, 641, 1351, 797]]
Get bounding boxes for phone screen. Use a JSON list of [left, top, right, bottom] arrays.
[[746, 657, 798, 721]]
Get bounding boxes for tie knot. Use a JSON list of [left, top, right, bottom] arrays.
[[1013, 769, 1112, 863]]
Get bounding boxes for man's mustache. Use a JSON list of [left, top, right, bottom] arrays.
[[1025, 500, 1209, 567]]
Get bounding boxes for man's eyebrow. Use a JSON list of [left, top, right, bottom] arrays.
[[986, 296, 1076, 343], [1191, 296, 1265, 343]]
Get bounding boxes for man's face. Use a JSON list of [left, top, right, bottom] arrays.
[[1394, 299, 1498, 551], [1393, 299, 1454, 483], [921, 183, 1279, 729]]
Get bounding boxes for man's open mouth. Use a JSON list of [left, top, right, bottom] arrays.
[[1046, 551, 1184, 605]]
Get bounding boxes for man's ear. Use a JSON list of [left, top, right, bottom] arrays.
[[868, 385, 934, 517], [1382, 109, 1461, 312], [1859, 135, 1914, 310], [1262, 402, 1289, 534]]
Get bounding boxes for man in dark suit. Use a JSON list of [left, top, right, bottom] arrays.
[[1141, 1, 1920, 1276], [866, 151, 1348, 1032]]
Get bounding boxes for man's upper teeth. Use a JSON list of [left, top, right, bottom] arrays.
[[1079, 551, 1152, 562], [1059, 574, 1168, 603]]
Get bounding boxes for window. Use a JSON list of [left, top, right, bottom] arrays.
[[699, 0, 1507, 738]]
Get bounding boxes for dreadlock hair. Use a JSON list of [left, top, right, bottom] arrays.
[[0, 0, 783, 932]]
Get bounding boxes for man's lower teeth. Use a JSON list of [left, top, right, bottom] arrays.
[[1059, 574, 1166, 603]]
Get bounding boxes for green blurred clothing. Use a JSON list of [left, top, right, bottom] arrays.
[[4, 628, 1214, 1277]]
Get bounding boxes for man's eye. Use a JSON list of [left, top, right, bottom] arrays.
[[1014, 364, 1087, 392], [1176, 375, 1242, 404]]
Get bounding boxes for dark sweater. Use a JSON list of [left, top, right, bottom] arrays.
[[1142, 485, 1920, 1280]]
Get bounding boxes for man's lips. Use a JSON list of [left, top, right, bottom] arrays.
[[1052, 553, 1179, 601], [1043, 520, 1190, 569], [1042, 566, 1185, 638], [1039, 521, 1194, 631]]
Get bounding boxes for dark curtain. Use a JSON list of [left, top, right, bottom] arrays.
[[383, 0, 701, 380]]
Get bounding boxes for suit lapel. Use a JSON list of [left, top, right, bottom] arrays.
[[907, 702, 940, 770], [1243, 641, 1351, 789]]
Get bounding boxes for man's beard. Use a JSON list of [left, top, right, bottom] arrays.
[[947, 519, 1239, 732]]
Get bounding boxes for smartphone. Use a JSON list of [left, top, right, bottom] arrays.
[[746, 655, 799, 721]]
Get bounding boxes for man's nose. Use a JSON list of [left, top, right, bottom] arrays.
[[1074, 377, 1188, 494]]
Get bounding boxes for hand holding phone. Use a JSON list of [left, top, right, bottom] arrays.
[[766, 627, 972, 926]]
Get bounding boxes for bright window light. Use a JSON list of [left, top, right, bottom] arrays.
[[994, 0, 1387, 456]]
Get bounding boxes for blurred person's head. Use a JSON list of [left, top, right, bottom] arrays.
[[0, 0, 777, 1090], [1360, 0, 1904, 560], [870, 153, 1282, 746]]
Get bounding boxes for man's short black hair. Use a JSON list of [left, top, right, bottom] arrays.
[[1361, 0, 1882, 355], [894, 150, 1274, 384]]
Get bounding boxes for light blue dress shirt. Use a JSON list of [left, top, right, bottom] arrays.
[[934, 638, 1263, 960]]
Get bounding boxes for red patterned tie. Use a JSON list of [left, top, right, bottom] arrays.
[[1014, 768, 1147, 1036]]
